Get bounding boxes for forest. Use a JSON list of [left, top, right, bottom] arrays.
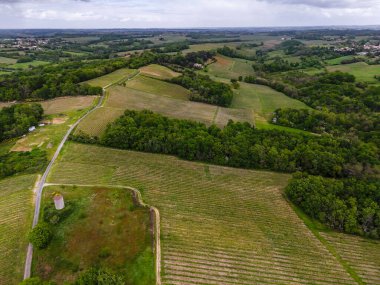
[[171, 71, 233, 106], [0, 103, 43, 142], [286, 173, 380, 239], [71, 110, 378, 178]]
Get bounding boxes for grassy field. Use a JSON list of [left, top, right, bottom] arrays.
[[40, 96, 97, 115], [205, 55, 255, 79], [321, 232, 380, 285], [327, 62, 380, 83], [182, 42, 241, 54], [0, 56, 17, 64], [83, 68, 137, 88], [0, 174, 37, 285], [125, 74, 190, 100], [76, 86, 253, 136], [10, 60, 50, 69], [140, 64, 181, 80], [33, 185, 154, 285], [47, 142, 362, 285], [325, 56, 365, 65]]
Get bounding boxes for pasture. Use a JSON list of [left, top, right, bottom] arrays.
[[327, 62, 380, 84], [0, 174, 37, 285], [48, 142, 362, 285], [206, 55, 255, 79], [10, 60, 49, 70], [140, 64, 181, 80], [0, 56, 17, 64], [125, 74, 190, 100], [33, 186, 154, 285], [40, 96, 97, 115], [83, 68, 137, 88]]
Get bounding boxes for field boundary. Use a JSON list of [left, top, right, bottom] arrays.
[[44, 183, 162, 285]]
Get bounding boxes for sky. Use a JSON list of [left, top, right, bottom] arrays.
[[0, 0, 379, 29]]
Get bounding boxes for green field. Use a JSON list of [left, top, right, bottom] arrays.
[[125, 74, 190, 100], [10, 60, 50, 69], [325, 56, 365, 65], [33, 185, 154, 285], [327, 62, 380, 83], [140, 64, 181, 80], [0, 56, 17, 64], [84, 68, 137, 88], [0, 174, 37, 285], [40, 96, 97, 115], [76, 85, 253, 136], [206, 55, 255, 79], [47, 142, 363, 285]]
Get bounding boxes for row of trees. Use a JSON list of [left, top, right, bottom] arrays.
[[71, 110, 379, 178], [286, 173, 380, 239], [0, 103, 43, 142], [171, 71, 233, 106]]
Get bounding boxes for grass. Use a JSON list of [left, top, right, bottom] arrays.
[[0, 174, 37, 285], [83, 68, 137, 88], [47, 142, 362, 285], [182, 42, 241, 54], [10, 60, 50, 69], [125, 74, 190, 100], [325, 56, 365, 65], [32, 185, 154, 285], [205, 55, 255, 79], [231, 82, 310, 130], [40, 96, 97, 115], [76, 85, 253, 137], [139, 64, 181, 80], [0, 56, 17, 64], [327, 62, 380, 84]]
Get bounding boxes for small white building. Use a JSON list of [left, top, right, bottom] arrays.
[[53, 193, 65, 210], [28, 126, 36, 132]]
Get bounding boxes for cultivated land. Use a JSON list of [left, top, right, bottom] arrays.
[[206, 55, 255, 79], [48, 142, 364, 285], [40, 96, 97, 115], [0, 56, 17, 64], [327, 62, 380, 84], [125, 74, 190, 100], [33, 185, 154, 285], [0, 174, 37, 285], [140, 64, 181, 80], [84, 68, 137, 88]]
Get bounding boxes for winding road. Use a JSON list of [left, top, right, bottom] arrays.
[[23, 71, 140, 280]]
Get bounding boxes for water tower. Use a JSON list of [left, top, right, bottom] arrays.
[[53, 193, 65, 210]]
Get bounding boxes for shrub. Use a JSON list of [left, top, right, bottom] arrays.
[[28, 222, 53, 249]]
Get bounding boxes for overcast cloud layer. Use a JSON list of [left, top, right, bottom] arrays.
[[0, 0, 379, 29]]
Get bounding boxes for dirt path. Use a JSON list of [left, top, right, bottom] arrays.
[[44, 183, 162, 285]]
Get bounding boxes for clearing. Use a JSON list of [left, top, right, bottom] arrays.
[[327, 62, 380, 84], [33, 185, 154, 285], [140, 64, 181, 80], [48, 142, 364, 285], [83, 68, 137, 88], [0, 175, 37, 285]]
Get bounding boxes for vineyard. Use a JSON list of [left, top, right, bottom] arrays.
[[83, 68, 137, 88], [140, 64, 181, 80], [47, 143, 366, 285], [0, 175, 37, 285]]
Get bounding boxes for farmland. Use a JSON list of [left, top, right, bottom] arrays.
[[47, 142, 366, 285], [40, 96, 97, 115], [83, 68, 137, 87], [326, 62, 380, 84], [205, 55, 255, 79], [0, 174, 37, 285], [33, 185, 154, 285], [140, 64, 181, 80]]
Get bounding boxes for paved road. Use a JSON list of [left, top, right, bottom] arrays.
[[23, 71, 141, 279]]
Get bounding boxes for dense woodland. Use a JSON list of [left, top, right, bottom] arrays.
[[171, 71, 233, 106], [287, 173, 380, 239], [71, 110, 377, 178], [0, 103, 43, 142]]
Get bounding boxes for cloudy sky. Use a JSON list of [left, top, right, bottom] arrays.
[[0, 0, 379, 29]]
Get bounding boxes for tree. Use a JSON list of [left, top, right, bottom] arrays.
[[28, 222, 53, 249]]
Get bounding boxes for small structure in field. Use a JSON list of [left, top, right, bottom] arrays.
[[193, 63, 204, 69], [53, 193, 65, 210], [28, 126, 36, 132]]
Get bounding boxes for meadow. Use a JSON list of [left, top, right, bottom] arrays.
[[0, 56, 17, 64], [40, 96, 97, 115], [327, 62, 380, 84], [83, 68, 137, 88], [33, 185, 154, 285], [0, 174, 37, 285], [47, 142, 364, 285], [140, 64, 181, 80], [205, 55, 255, 79]]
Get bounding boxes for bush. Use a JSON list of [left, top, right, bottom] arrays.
[[28, 222, 53, 249], [74, 267, 124, 285], [19, 277, 55, 285]]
